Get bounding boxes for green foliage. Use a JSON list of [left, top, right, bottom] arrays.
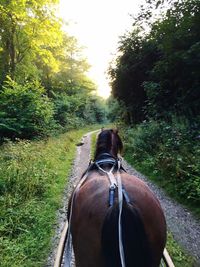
[[109, 0, 200, 123], [106, 96, 126, 123], [54, 93, 107, 129], [0, 77, 55, 140], [0, 76, 107, 140], [109, 0, 200, 222], [123, 118, 200, 207], [0, 0, 61, 82], [166, 232, 195, 267], [83, 96, 107, 124], [0, 126, 99, 267], [0, 0, 106, 141]]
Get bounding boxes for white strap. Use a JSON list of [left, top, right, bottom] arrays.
[[95, 163, 117, 187], [64, 171, 89, 267], [117, 163, 126, 267], [97, 160, 126, 267], [107, 171, 117, 187]]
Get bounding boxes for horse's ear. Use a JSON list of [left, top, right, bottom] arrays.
[[113, 128, 119, 134]]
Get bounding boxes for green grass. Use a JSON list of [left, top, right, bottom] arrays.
[[90, 131, 99, 160], [121, 121, 200, 218], [0, 125, 99, 267], [166, 232, 195, 267]]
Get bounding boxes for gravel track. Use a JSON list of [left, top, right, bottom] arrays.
[[47, 131, 200, 266]]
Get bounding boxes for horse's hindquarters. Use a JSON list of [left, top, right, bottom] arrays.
[[70, 173, 166, 267]]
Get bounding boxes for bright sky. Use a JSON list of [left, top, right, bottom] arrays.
[[59, 0, 142, 98]]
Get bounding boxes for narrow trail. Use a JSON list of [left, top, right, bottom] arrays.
[[47, 130, 200, 266]]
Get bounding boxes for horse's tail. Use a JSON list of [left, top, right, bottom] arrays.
[[101, 202, 154, 267]]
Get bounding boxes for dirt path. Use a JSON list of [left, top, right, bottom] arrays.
[[47, 130, 200, 266]]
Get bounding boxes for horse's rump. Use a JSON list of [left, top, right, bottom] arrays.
[[101, 173, 166, 267], [71, 173, 166, 267]]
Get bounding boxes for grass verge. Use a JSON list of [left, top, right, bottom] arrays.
[[0, 125, 99, 267]]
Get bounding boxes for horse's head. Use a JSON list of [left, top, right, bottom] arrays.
[[94, 129, 123, 160]]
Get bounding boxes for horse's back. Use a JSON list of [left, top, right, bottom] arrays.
[[71, 171, 166, 267]]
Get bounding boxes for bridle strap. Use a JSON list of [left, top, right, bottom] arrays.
[[117, 161, 126, 267], [64, 169, 90, 267], [95, 162, 117, 188], [96, 159, 126, 267]]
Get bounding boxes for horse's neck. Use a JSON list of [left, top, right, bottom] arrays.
[[95, 149, 117, 161]]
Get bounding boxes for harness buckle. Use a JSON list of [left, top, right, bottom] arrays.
[[109, 184, 116, 206]]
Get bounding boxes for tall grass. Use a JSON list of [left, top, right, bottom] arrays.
[[0, 126, 99, 267]]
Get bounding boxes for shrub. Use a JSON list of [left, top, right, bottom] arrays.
[[0, 77, 55, 140], [123, 118, 200, 205]]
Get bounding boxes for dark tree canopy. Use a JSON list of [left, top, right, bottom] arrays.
[[109, 0, 200, 123]]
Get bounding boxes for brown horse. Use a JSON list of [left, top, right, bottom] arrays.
[[67, 129, 166, 267]]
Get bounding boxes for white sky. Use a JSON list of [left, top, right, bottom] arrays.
[[59, 0, 142, 98]]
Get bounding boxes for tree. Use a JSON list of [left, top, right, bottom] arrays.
[[0, 0, 61, 84], [0, 0, 107, 140], [109, 0, 200, 123]]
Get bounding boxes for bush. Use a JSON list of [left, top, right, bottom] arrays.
[[0, 77, 55, 140], [53, 93, 107, 130], [123, 118, 200, 205]]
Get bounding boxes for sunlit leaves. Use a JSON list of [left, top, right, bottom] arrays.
[[0, 0, 104, 140], [0, 0, 63, 81]]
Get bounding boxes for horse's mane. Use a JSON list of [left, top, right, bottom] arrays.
[[94, 129, 123, 160]]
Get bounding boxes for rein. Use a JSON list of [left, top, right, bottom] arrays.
[[64, 165, 91, 267], [64, 155, 129, 267]]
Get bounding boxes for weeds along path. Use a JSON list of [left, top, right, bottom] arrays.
[[46, 130, 98, 267], [122, 160, 200, 264]]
